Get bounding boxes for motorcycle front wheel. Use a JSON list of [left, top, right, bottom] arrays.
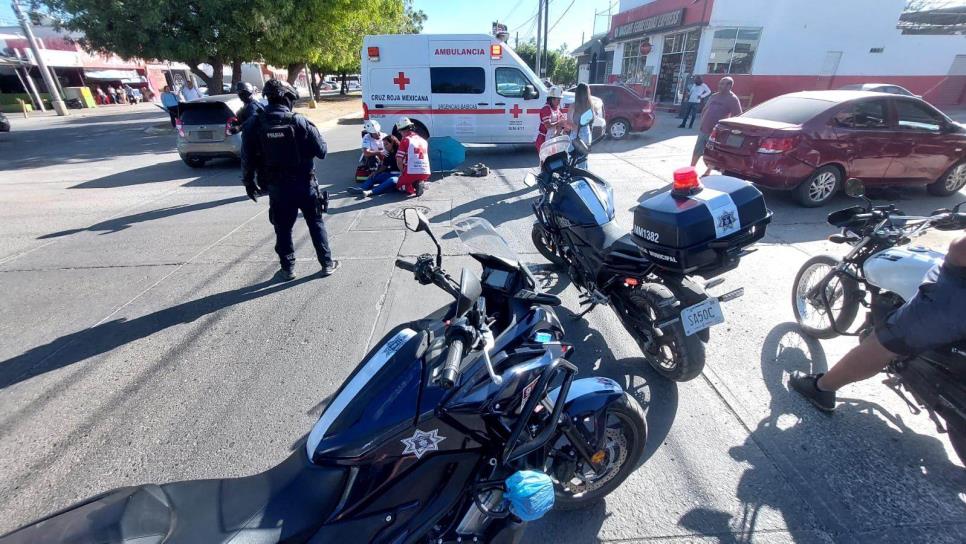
[[553, 393, 647, 510], [623, 283, 706, 382], [792, 254, 861, 339], [531, 222, 564, 266]]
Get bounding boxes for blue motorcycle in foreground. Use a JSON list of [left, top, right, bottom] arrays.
[[2, 210, 646, 544]]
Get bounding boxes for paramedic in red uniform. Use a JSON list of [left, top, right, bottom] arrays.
[[353, 117, 430, 198], [535, 86, 567, 153]]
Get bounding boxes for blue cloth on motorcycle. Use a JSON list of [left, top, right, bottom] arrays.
[[504, 470, 554, 521]]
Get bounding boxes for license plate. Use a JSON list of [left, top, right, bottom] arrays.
[[725, 134, 744, 147], [680, 297, 725, 336], [195, 130, 213, 140]]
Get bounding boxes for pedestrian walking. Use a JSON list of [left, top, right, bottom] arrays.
[[692, 76, 742, 176], [679, 75, 711, 129], [241, 79, 339, 281], [181, 79, 203, 101], [160, 86, 181, 127]]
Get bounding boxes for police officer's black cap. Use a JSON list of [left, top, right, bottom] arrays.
[[263, 79, 299, 103], [235, 81, 255, 96]]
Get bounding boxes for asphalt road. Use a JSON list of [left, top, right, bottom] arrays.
[[0, 104, 964, 543]]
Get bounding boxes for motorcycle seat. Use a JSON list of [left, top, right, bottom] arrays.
[[603, 233, 647, 263], [1, 450, 347, 544]]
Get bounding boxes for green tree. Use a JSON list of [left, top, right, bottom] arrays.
[[511, 40, 577, 86]]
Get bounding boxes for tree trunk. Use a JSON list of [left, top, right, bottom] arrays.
[[189, 57, 224, 95], [230, 59, 243, 86], [340, 72, 347, 95], [286, 63, 305, 85]]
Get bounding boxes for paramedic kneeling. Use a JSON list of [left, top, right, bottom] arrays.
[[790, 234, 966, 412], [354, 117, 430, 199]]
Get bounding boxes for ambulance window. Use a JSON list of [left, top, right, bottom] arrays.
[[496, 68, 533, 98], [430, 67, 485, 94]]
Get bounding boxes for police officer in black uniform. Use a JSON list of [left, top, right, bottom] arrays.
[[241, 79, 338, 280], [234, 81, 264, 129]]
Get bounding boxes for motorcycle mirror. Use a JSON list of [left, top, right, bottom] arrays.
[[523, 172, 537, 187], [403, 207, 428, 233], [579, 109, 594, 127], [844, 178, 865, 198]]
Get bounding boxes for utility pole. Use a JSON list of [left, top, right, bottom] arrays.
[[12, 0, 68, 116], [515, 31, 519, 49], [542, 0, 549, 78], [535, 0, 543, 79]]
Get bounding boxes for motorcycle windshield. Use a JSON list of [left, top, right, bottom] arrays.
[[538, 135, 571, 164], [453, 217, 521, 265]]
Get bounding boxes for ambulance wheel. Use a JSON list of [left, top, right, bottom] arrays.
[[794, 166, 841, 207], [627, 283, 705, 382], [608, 118, 630, 140], [412, 120, 430, 140]]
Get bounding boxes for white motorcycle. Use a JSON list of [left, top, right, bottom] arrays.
[[791, 178, 966, 463]]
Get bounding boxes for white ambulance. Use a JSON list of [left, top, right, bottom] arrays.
[[361, 34, 603, 144]]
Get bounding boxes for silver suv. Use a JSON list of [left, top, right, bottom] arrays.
[[176, 95, 245, 167]]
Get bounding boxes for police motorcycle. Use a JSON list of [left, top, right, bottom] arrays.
[[527, 110, 772, 381], [791, 178, 966, 463], [1, 210, 647, 544]]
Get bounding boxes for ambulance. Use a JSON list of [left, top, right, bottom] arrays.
[[361, 34, 603, 144]]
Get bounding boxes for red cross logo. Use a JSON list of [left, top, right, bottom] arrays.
[[509, 104, 523, 118], [393, 71, 411, 90], [413, 145, 426, 159]]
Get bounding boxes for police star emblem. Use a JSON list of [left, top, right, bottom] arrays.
[[717, 210, 738, 233], [400, 429, 446, 459]]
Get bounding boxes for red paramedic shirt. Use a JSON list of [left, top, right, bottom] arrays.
[[396, 133, 431, 195]]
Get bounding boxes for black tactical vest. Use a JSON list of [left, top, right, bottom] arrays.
[[257, 112, 302, 184]]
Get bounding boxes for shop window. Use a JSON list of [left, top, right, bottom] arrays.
[[620, 39, 649, 83], [832, 100, 888, 129], [895, 100, 943, 133], [495, 67, 532, 98], [430, 67, 485, 94], [707, 27, 761, 74]]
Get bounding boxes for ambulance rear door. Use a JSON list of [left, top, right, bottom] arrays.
[[427, 39, 497, 143]]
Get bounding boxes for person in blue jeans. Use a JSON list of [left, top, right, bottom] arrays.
[[349, 134, 401, 197]]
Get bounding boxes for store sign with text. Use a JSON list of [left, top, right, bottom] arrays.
[[614, 9, 685, 39]]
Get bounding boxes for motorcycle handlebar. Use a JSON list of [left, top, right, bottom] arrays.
[[439, 338, 464, 389]]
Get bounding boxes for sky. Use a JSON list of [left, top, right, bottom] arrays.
[[413, 0, 619, 52], [0, 1, 620, 51]]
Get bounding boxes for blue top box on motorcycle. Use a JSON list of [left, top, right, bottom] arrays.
[[632, 167, 773, 276]]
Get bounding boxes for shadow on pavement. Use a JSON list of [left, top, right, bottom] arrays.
[[526, 266, 678, 542], [677, 323, 966, 543], [37, 195, 249, 239], [0, 273, 313, 392]]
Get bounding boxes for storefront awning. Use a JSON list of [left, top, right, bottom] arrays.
[[83, 69, 142, 83]]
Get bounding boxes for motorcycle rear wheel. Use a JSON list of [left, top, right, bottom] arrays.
[[553, 393, 647, 510], [531, 223, 564, 266], [626, 283, 706, 382], [792, 254, 861, 339]]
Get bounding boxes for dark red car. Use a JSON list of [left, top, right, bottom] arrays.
[[572, 84, 655, 140], [703, 90, 966, 207]]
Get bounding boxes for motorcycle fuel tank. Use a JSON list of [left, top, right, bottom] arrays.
[[306, 326, 425, 461], [550, 176, 615, 227], [864, 246, 945, 302]]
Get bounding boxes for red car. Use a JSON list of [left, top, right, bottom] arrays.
[[703, 90, 966, 207], [573, 84, 655, 140]]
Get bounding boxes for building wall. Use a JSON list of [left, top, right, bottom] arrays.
[[711, 0, 963, 77]]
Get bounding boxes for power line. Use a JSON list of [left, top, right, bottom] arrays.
[[503, 0, 526, 21], [548, 0, 578, 33]]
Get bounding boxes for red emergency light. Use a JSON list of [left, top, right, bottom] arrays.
[[367, 46, 380, 61], [672, 166, 703, 196], [490, 44, 502, 60]]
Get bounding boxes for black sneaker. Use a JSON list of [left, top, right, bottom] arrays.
[[789, 371, 836, 412], [415, 182, 425, 197], [346, 186, 364, 195], [277, 268, 296, 282], [320, 260, 341, 277]]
